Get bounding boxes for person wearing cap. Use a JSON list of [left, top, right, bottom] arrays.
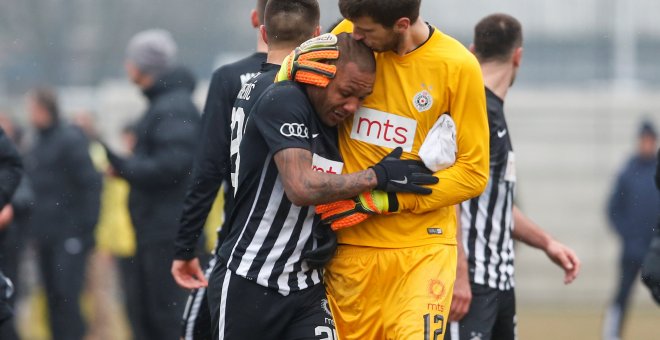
[[102, 29, 200, 340], [604, 120, 660, 340]]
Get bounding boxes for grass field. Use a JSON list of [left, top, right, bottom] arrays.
[[518, 305, 660, 340]]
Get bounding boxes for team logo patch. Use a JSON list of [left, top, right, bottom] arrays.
[[321, 299, 332, 316], [413, 90, 433, 112], [428, 279, 446, 300]]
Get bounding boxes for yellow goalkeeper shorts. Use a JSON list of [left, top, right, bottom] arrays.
[[325, 243, 456, 340]]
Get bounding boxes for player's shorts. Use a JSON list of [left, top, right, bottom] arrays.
[[324, 243, 456, 340], [446, 284, 517, 340], [180, 256, 217, 340], [209, 262, 336, 340]]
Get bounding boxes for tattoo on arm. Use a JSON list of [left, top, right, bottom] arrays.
[[274, 148, 377, 206]]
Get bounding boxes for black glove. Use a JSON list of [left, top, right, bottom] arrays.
[[371, 147, 438, 195], [301, 221, 337, 269]]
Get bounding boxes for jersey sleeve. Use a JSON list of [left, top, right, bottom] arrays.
[[252, 84, 312, 154], [397, 55, 490, 213]]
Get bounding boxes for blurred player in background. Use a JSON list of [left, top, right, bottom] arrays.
[[325, 0, 490, 338], [604, 120, 658, 340], [172, 1, 268, 339], [447, 14, 581, 340]]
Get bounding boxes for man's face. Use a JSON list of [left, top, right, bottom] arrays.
[[350, 16, 400, 53], [639, 134, 657, 159], [27, 95, 51, 130], [307, 62, 374, 127]]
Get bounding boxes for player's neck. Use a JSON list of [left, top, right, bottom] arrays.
[[267, 45, 296, 65], [256, 29, 268, 53], [395, 18, 430, 56], [481, 62, 514, 100]]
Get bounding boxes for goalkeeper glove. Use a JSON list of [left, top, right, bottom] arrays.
[[372, 147, 438, 194], [276, 33, 339, 87], [316, 190, 398, 231], [301, 222, 337, 269]]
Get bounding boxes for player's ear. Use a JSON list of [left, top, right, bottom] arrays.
[[393, 17, 410, 33], [260, 25, 269, 45], [250, 9, 260, 29], [313, 25, 321, 37], [513, 47, 523, 67], [468, 43, 476, 54]]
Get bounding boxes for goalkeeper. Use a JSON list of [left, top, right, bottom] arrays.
[[318, 1, 491, 339]]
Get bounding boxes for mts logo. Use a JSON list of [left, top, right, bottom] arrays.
[[311, 154, 344, 174], [350, 107, 417, 152]]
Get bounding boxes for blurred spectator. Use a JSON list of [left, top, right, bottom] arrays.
[[73, 110, 135, 340], [640, 147, 660, 305], [23, 87, 101, 340], [0, 124, 23, 328], [0, 113, 33, 340], [102, 29, 200, 340], [604, 120, 660, 340]]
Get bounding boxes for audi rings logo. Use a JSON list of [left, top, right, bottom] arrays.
[[280, 123, 309, 138]]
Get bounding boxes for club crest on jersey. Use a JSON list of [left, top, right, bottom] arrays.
[[413, 89, 433, 112]]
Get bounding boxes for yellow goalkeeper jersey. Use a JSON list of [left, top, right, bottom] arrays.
[[332, 21, 489, 248]]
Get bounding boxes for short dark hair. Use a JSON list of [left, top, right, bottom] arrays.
[[256, 0, 268, 24], [473, 13, 522, 63], [30, 87, 60, 120], [264, 0, 320, 47], [338, 0, 421, 27], [335, 32, 375, 74]]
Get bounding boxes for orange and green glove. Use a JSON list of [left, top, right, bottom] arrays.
[[315, 190, 398, 231], [276, 33, 339, 87]]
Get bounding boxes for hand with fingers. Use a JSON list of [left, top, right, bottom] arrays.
[[449, 263, 472, 322], [316, 147, 438, 230], [171, 258, 208, 290], [371, 147, 439, 194], [545, 240, 581, 284]]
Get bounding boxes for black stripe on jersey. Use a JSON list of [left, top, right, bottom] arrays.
[[493, 180, 511, 289], [246, 187, 294, 279], [226, 155, 277, 266], [466, 195, 480, 281], [268, 206, 309, 291]]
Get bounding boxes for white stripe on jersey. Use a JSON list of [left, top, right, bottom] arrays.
[[464, 179, 492, 285], [217, 269, 232, 340], [460, 175, 515, 290], [229, 155, 273, 274], [235, 174, 285, 276], [486, 178, 507, 288]]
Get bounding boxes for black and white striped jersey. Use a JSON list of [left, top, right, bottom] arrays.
[[220, 81, 343, 296], [459, 87, 516, 291]]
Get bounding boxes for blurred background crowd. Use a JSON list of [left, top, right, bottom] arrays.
[[0, 1, 658, 339]]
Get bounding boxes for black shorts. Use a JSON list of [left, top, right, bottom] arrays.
[[208, 262, 336, 340], [446, 283, 517, 340], [180, 256, 218, 340]]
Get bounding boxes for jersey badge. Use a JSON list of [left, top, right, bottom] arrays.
[[413, 89, 433, 112]]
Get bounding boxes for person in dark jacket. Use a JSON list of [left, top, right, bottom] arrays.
[[0, 114, 32, 339], [103, 29, 200, 340], [604, 120, 660, 340], [24, 87, 101, 340], [640, 146, 660, 305], [0, 124, 22, 328]]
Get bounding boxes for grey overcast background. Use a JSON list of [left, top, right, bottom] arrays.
[[1, 0, 659, 92]]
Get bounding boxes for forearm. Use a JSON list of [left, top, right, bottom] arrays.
[[455, 204, 469, 272], [511, 205, 552, 250], [175, 173, 223, 259], [274, 148, 377, 206]]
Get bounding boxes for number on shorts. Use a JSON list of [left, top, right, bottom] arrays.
[[314, 326, 337, 340], [423, 313, 444, 340]]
